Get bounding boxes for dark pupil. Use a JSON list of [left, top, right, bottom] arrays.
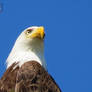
[[27, 29, 33, 33], [28, 31, 31, 33]]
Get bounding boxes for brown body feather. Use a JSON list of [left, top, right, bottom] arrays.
[[0, 63, 19, 92], [0, 61, 61, 92]]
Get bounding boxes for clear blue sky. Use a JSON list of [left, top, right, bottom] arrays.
[[0, 0, 92, 92]]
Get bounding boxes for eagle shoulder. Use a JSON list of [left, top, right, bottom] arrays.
[[0, 63, 19, 92], [15, 61, 61, 92]]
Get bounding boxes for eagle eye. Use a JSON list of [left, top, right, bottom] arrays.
[[26, 29, 33, 34]]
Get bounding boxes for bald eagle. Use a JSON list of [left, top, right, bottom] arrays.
[[0, 26, 61, 92]]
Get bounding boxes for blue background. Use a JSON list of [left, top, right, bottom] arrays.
[[0, 0, 92, 92]]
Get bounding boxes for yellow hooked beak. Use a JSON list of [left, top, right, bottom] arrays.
[[26, 26, 45, 39]]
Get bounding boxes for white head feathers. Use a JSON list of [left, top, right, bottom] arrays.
[[6, 26, 47, 69]]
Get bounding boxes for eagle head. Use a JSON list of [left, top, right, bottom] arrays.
[[6, 26, 47, 69]]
